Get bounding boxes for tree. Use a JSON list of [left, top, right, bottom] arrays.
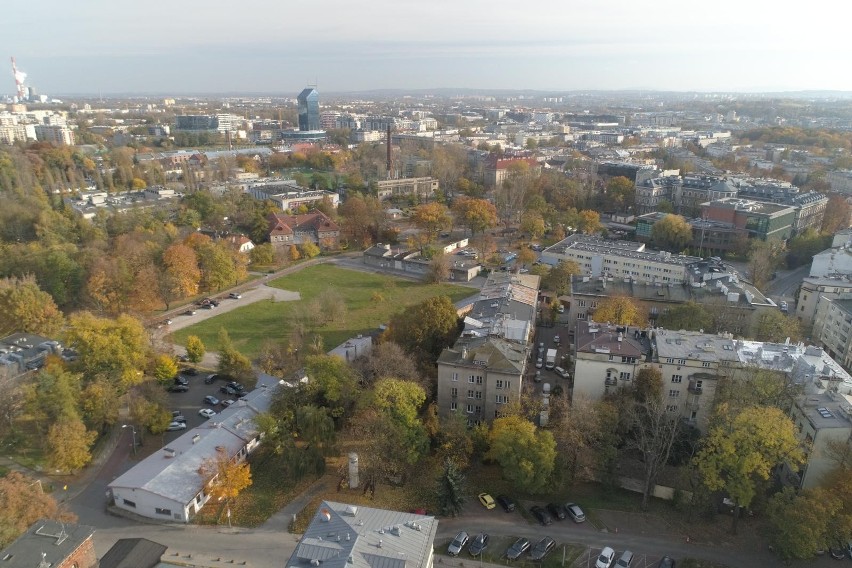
[[46, 417, 97, 473], [436, 459, 467, 517], [0, 275, 64, 337], [592, 296, 644, 326], [195, 240, 238, 292], [435, 410, 474, 468], [160, 243, 200, 308], [250, 242, 275, 266], [303, 354, 357, 410], [754, 310, 802, 342], [300, 241, 320, 258], [200, 447, 252, 520], [657, 302, 712, 332], [0, 471, 76, 547], [486, 415, 557, 494], [288, 244, 301, 261], [452, 197, 498, 235], [651, 214, 693, 251], [65, 312, 149, 387], [541, 260, 581, 297], [633, 367, 663, 404], [371, 378, 429, 466], [153, 354, 179, 384], [79, 377, 119, 434], [822, 194, 851, 235], [520, 211, 546, 241], [605, 176, 635, 213], [627, 396, 680, 510], [578, 209, 603, 234], [748, 240, 780, 291], [765, 487, 839, 560], [426, 253, 450, 283], [217, 328, 254, 382], [547, 392, 600, 484], [185, 335, 206, 363], [694, 405, 804, 533], [385, 296, 460, 367], [352, 341, 421, 389], [411, 203, 451, 242]]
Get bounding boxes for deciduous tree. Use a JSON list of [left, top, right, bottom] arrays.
[[694, 405, 804, 533], [765, 487, 839, 560], [541, 260, 581, 297], [65, 312, 149, 387], [822, 195, 851, 235], [0, 472, 76, 547], [657, 302, 712, 332], [592, 296, 645, 326], [300, 241, 320, 258], [486, 415, 556, 494], [385, 295, 460, 368], [754, 310, 802, 342], [426, 253, 450, 283], [153, 354, 179, 384], [201, 447, 252, 519], [160, 243, 200, 308], [46, 416, 97, 473], [411, 203, 451, 242], [217, 328, 254, 382], [185, 335, 206, 364], [651, 214, 693, 251], [0, 275, 64, 337], [452, 197, 498, 235]]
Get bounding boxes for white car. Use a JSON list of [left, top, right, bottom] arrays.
[[198, 408, 217, 419], [595, 547, 615, 568], [166, 421, 187, 431]]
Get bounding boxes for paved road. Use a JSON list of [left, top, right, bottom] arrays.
[[766, 264, 809, 301]]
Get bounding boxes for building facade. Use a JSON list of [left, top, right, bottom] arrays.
[[297, 88, 320, 131], [267, 210, 340, 249]]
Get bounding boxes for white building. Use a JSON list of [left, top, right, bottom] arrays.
[[810, 229, 852, 277], [34, 124, 75, 145], [286, 501, 438, 568], [108, 375, 277, 522]]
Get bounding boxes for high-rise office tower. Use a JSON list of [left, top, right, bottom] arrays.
[[297, 87, 320, 131]]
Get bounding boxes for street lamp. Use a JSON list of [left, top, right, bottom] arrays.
[[122, 424, 137, 456]]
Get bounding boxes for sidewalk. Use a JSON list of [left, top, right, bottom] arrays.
[[261, 474, 337, 533]]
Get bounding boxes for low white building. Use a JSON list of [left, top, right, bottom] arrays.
[[108, 374, 277, 522]]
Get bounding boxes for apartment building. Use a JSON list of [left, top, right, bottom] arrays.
[[34, 124, 75, 145], [375, 177, 438, 202], [813, 297, 852, 370], [572, 321, 652, 401], [796, 277, 852, 328], [541, 234, 702, 285], [436, 273, 540, 422]]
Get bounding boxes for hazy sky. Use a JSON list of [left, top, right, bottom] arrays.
[[5, 0, 852, 95]]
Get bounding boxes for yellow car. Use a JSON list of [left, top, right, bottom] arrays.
[[478, 493, 496, 510]]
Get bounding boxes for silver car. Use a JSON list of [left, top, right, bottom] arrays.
[[447, 531, 469, 556]]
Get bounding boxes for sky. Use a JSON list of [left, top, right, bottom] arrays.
[[4, 0, 852, 96]]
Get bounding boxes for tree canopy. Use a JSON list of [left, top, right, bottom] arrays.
[[486, 415, 556, 494], [651, 214, 693, 251], [592, 296, 645, 326]]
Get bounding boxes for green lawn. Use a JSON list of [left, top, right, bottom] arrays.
[[171, 265, 473, 358]]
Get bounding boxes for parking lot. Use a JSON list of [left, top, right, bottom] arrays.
[[162, 369, 242, 440]]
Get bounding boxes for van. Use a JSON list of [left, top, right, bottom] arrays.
[[554, 367, 570, 379], [615, 550, 634, 568]]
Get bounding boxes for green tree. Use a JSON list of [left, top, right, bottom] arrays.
[[79, 377, 119, 434], [452, 197, 498, 235], [153, 354, 179, 384], [633, 367, 663, 403], [250, 242, 275, 266], [385, 295, 460, 367], [520, 211, 546, 241], [651, 214, 693, 251], [411, 203, 451, 242], [0, 275, 64, 337], [592, 296, 644, 325], [657, 302, 712, 332], [754, 310, 802, 342], [24, 366, 81, 431], [217, 328, 254, 382], [46, 417, 97, 473], [541, 260, 581, 297], [185, 335, 206, 363], [605, 176, 635, 212], [304, 354, 357, 410], [436, 459, 467, 517], [694, 405, 804, 533], [486, 415, 556, 494], [765, 487, 839, 560]]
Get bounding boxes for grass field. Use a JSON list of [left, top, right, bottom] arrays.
[[171, 265, 474, 358]]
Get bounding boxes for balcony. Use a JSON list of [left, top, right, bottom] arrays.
[[605, 377, 618, 386]]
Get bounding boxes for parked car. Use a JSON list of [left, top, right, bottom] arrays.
[[615, 550, 634, 568], [535, 358, 543, 369], [565, 503, 586, 523], [229, 292, 242, 299], [173, 375, 188, 386], [553, 335, 560, 344], [167, 384, 189, 393], [171, 411, 187, 423], [447, 531, 469, 556], [546, 502, 566, 520], [203, 395, 220, 406], [181, 367, 199, 376], [184, 309, 197, 316], [530, 506, 553, 526], [199, 408, 217, 419], [529, 537, 556, 562], [478, 493, 496, 510], [221, 399, 235, 408], [468, 533, 489, 557], [506, 537, 531, 561], [595, 547, 615, 568], [166, 421, 187, 431], [496, 494, 516, 512], [204, 374, 218, 384], [780, 300, 789, 313], [221, 385, 240, 395], [178, 354, 190, 362], [202, 303, 215, 310], [656, 556, 675, 568]]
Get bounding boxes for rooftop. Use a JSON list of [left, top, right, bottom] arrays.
[[575, 321, 650, 359], [795, 391, 852, 431], [287, 501, 438, 568], [0, 520, 95, 568], [544, 234, 702, 267]]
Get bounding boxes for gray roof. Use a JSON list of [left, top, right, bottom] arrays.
[[99, 538, 168, 568], [0, 520, 94, 568], [108, 376, 276, 505], [287, 501, 438, 568]]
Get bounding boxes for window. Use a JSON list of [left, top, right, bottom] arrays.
[[621, 356, 636, 363], [666, 405, 678, 412], [122, 499, 136, 508], [475, 406, 482, 414], [466, 404, 474, 414], [668, 390, 680, 398], [496, 380, 505, 389], [468, 375, 475, 383], [467, 390, 474, 399], [577, 300, 586, 307], [450, 401, 457, 411], [678, 359, 686, 365], [577, 312, 587, 320], [671, 375, 682, 383], [476, 376, 483, 384], [665, 358, 674, 364], [452, 372, 458, 381], [702, 362, 711, 368], [620, 372, 631, 381], [496, 394, 508, 404], [475, 391, 482, 400], [155, 507, 172, 516], [451, 388, 458, 398], [608, 354, 614, 361]]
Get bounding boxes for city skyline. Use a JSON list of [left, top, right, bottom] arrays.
[[5, 0, 852, 96]]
